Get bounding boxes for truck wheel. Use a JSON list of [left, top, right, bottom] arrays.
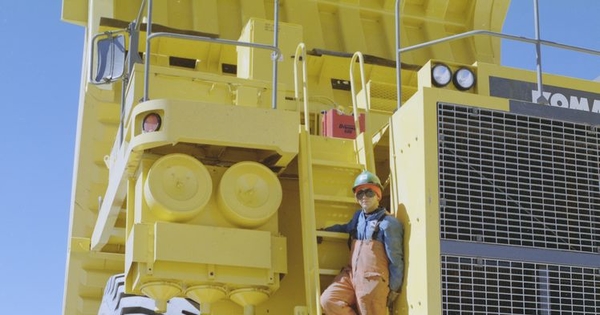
[[98, 274, 200, 315]]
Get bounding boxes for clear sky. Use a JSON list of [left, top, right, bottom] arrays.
[[1, 1, 599, 314]]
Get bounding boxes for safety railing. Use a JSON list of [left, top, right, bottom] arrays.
[[349, 51, 376, 173], [350, 52, 368, 133], [142, 0, 282, 108], [294, 43, 310, 133], [394, 0, 600, 109]]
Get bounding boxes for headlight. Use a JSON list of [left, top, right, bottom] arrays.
[[432, 64, 452, 87], [142, 113, 162, 133], [453, 67, 475, 90]]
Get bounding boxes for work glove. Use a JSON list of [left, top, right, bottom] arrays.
[[386, 290, 400, 309], [316, 228, 324, 244]]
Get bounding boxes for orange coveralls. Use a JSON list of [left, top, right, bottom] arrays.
[[320, 238, 390, 314], [320, 206, 404, 315]]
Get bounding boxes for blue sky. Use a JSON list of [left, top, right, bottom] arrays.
[[1, 1, 599, 314]]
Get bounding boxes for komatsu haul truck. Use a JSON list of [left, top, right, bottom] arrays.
[[61, 0, 600, 314]]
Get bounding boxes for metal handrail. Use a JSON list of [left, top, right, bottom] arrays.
[[398, 30, 600, 58], [350, 51, 368, 132], [143, 32, 282, 97], [394, 0, 402, 111], [142, 0, 282, 108], [271, 0, 281, 109], [293, 42, 325, 315], [294, 43, 310, 132], [350, 51, 375, 172], [395, 0, 600, 109], [134, 0, 147, 32]]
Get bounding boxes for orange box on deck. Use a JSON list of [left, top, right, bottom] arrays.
[[321, 109, 365, 139]]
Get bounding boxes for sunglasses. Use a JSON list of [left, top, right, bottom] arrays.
[[355, 189, 376, 199]]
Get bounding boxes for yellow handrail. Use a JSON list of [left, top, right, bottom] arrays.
[[294, 43, 310, 133], [349, 52, 368, 134], [294, 42, 323, 315], [349, 51, 375, 172]]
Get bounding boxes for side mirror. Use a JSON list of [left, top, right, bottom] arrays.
[[90, 33, 126, 84]]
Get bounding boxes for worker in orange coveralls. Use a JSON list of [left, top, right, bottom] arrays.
[[320, 170, 404, 315]]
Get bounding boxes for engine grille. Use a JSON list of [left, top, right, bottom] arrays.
[[442, 255, 599, 314], [438, 103, 600, 253], [437, 103, 600, 314]]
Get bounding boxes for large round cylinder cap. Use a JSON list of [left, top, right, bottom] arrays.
[[144, 153, 212, 221], [218, 161, 282, 228]]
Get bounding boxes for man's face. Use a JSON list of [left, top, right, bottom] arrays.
[[355, 188, 379, 213]]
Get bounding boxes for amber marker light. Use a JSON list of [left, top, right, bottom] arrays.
[[431, 63, 452, 87], [142, 113, 162, 133]]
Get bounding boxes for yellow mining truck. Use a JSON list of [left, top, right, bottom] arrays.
[[61, 0, 600, 314]]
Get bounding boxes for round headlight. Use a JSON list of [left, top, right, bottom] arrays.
[[432, 64, 452, 87], [453, 67, 475, 90], [142, 113, 162, 133]]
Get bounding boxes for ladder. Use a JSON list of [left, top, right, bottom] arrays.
[[295, 45, 377, 315]]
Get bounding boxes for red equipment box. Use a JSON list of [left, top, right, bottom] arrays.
[[321, 109, 365, 139]]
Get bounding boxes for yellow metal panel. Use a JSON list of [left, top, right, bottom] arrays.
[[69, 237, 91, 254], [124, 63, 289, 111], [389, 90, 442, 315], [149, 0, 169, 27], [237, 18, 303, 89], [127, 99, 299, 168], [283, 0, 326, 49], [78, 298, 100, 314], [309, 135, 358, 164], [361, 10, 392, 59], [338, 6, 366, 53], [125, 223, 148, 273], [240, 0, 267, 25], [390, 81, 512, 314], [267, 178, 308, 313], [61, 0, 88, 25], [235, 86, 260, 107], [317, 4, 344, 52], [167, 0, 194, 30], [271, 235, 288, 274], [113, 0, 143, 22], [154, 222, 272, 269], [316, 231, 349, 272], [191, 0, 219, 34]]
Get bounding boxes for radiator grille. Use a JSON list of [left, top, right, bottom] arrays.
[[442, 255, 600, 314], [437, 103, 600, 254]]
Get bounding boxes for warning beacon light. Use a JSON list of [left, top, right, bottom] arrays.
[[142, 113, 162, 133]]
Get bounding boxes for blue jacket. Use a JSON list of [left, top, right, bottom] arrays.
[[324, 207, 404, 292]]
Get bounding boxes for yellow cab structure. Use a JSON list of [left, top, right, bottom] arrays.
[[61, 0, 600, 314]]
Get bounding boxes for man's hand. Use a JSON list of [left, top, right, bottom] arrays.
[[316, 228, 324, 244], [387, 290, 400, 309]]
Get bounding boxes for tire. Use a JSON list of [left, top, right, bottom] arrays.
[[98, 274, 200, 315]]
